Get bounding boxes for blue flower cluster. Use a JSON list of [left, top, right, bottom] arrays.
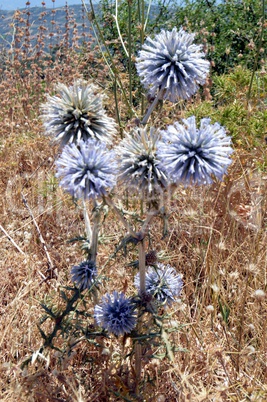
[[40, 25, 234, 342]]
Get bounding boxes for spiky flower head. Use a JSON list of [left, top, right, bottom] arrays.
[[71, 260, 97, 291], [158, 116, 233, 186], [94, 291, 137, 336], [136, 27, 210, 102], [135, 263, 183, 306], [41, 80, 117, 146], [55, 138, 117, 200], [116, 126, 169, 197]]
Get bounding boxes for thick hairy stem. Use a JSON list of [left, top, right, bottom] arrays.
[[134, 342, 142, 386], [82, 198, 92, 245], [141, 87, 165, 125], [89, 202, 101, 263], [138, 239, 146, 294]]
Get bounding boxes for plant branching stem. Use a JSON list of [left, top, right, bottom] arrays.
[[104, 195, 137, 238]]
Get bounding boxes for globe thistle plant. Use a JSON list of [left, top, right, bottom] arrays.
[[71, 260, 98, 291], [136, 27, 210, 102], [41, 80, 117, 147], [116, 126, 169, 197], [158, 116, 233, 186], [94, 291, 137, 336], [55, 138, 117, 200], [134, 263, 183, 306]]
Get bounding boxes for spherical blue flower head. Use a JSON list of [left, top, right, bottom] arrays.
[[135, 263, 183, 306], [158, 116, 233, 186], [41, 80, 117, 147], [55, 138, 117, 200], [71, 260, 97, 291], [116, 126, 169, 197], [94, 291, 137, 336], [136, 27, 210, 102]]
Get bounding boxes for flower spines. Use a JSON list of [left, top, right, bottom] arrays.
[[135, 263, 183, 306], [94, 291, 137, 336], [116, 126, 169, 197], [71, 260, 98, 291], [158, 116, 233, 186], [55, 138, 117, 200], [41, 80, 117, 147], [136, 27, 210, 102]]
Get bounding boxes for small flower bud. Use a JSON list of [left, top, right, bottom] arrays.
[[253, 289, 265, 300], [206, 305, 215, 313]]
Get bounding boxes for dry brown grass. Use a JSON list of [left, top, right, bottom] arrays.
[[1, 6, 267, 402]]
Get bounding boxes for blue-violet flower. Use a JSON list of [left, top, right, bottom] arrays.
[[55, 138, 117, 199], [158, 116, 233, 185], [94, 291, 137, 336], [135, 263, 183, 306], [71, 260, 97, 291], [116, 126, 169, 197], [41, 80, 117, 146], [136, 27, 210, 102]]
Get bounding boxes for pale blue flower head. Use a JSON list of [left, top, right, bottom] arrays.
[[134, 263, 183, 306], [158, 116, 233, 186], [41, 80, 117, 147], [71, 260, 97, 291], [116, 126, 169, 197], [94, 291, 137, 336], [136, 27, 210, 102], [55, 138, 117, 199]]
